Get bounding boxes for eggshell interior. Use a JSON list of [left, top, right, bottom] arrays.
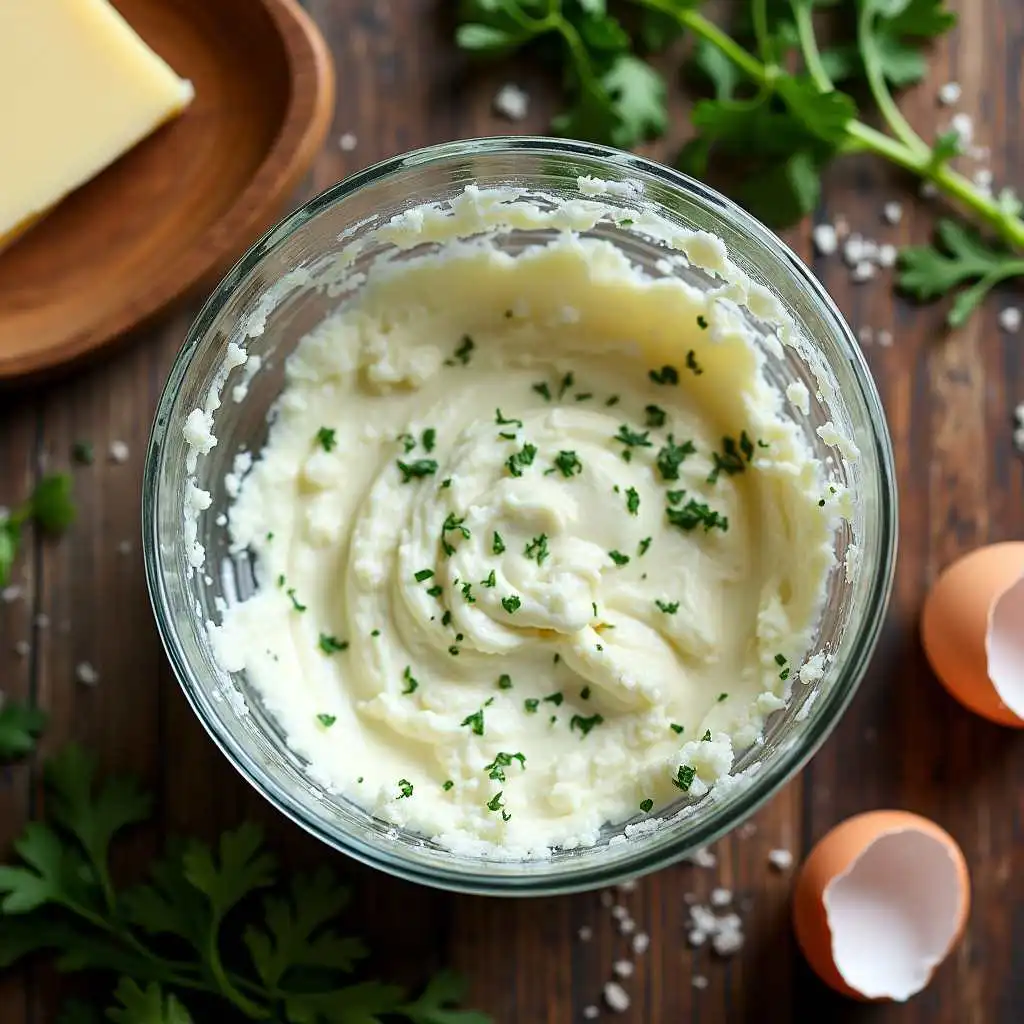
[[987, 573, 1024, 719], [793, 811, 970, 1003], [921, 542, 1024, 727], [824, 828, 967, 1002]]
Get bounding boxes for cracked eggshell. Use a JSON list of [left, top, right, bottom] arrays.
[[920, 541, 1024, 727], [793, 811, 970, 1003]]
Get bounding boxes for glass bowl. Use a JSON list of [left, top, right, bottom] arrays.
[[144, 137, 897, 895]]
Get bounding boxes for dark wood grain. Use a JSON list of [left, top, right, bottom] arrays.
[[1, 1, 1021, 1021]]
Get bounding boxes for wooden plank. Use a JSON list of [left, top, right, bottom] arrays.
[[0, 393, 39, 1024], [0, 0, 1020, 1021]]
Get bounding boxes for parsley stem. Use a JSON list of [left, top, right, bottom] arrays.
[[638, 0, 1024, 255], [751, 0, 773, 67], [791, 2, 831, 94], [856, 2, 928, 158], [206, 925, 269, 1018]]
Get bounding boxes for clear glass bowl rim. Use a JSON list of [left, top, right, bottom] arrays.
[[144, 136, 898, 895]]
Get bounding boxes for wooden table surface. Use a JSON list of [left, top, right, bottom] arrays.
[[1, 1, 1021, 1021]]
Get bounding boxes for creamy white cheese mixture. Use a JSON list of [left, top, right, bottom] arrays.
[[205, 189, 842, 856]]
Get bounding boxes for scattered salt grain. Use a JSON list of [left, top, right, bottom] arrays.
[[1, 585, 22, 603], [882, 201, 903, 225], [493, 83, 529, 121], [34, 614, 50, 629], [632, 932, 650, 955], [600, 890, 614, 908], [738, 821, 758, 839], [842, 233, 867, 265], [338, 132, 358, 152], [876, 329, 894, 349], [109, 440, 129, 463], [851, 261, 876, 283], [117, 540, 132, 556], [950, 112, 974, 147], [618, 918, 636, 936], [857, 326, 874, 346], [75, 661, 99, 686], [616, 879, 637, 893], [709, 888, 732, 908], [938, 81, 962, 106], [613, 960, 634, 979], [768, 848, 794, 871], [603, 981, 630, 1013], [610, 905, 628, 921], [578, 925, 593, 942], [1014, 404, 1024, 424], [812, 223, 838, 256], [13, 640, 30, 658], [692, 975, 709, 990], [583, 1007, 599, 1021], [998, 306, 1022, 333], [921, 180, 939, 198], [685, 846, 717, 868], [877, 243, 898, 268], [687, 903, 745, 957]]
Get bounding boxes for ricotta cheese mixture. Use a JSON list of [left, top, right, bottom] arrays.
[[204, 185, 845, 856]]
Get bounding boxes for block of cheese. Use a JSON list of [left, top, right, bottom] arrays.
[[0, 0, 194, 249]]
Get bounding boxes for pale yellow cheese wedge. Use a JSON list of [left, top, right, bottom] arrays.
[[0, 0, 194, 248]]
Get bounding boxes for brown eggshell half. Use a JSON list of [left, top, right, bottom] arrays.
[[920, 542, 1024, 727], [793, 811, 971, 1001]]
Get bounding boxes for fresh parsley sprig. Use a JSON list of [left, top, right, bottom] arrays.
[[456, 0, 1024, 325], [0, 473, 75, 587], [457, 0, 666, 148], [0, 745, 491, 1023], [0, 699, 47, 762]]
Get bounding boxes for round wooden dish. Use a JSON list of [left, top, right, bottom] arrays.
[[0, 0, 335, 381]]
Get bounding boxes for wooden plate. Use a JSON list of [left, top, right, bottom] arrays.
[[0, 0, 334, 381]]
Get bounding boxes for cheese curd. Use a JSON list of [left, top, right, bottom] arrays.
[[204, 188, 840, 856]]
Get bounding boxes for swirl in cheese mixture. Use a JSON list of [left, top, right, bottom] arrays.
[[212, 231, 836, 856]]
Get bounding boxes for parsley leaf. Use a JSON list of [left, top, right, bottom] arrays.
[[0, 474, 75, 586], [644, 404, 666, 428], [672, 764, 697, 791], [648, 365, 679, 385], [707, 432, 754, 484], [506, 443, 537, 477], [657, 435, 697, 481], [484, 751, 526, 783], [899, 219, 1024, 326], [106, 980, 194, 1023], [318, 634, 348, 655], [0, 744, 490, 1022], [570, 713, 604, 737], [448, 335, 475, 365], [554, 450, 583, 478], [0, 701, 47, 762], [666, 499, 729, 533], [524, 534, 550, 564], [397, 459, 439, 484], [613, 424, 653, 461]]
